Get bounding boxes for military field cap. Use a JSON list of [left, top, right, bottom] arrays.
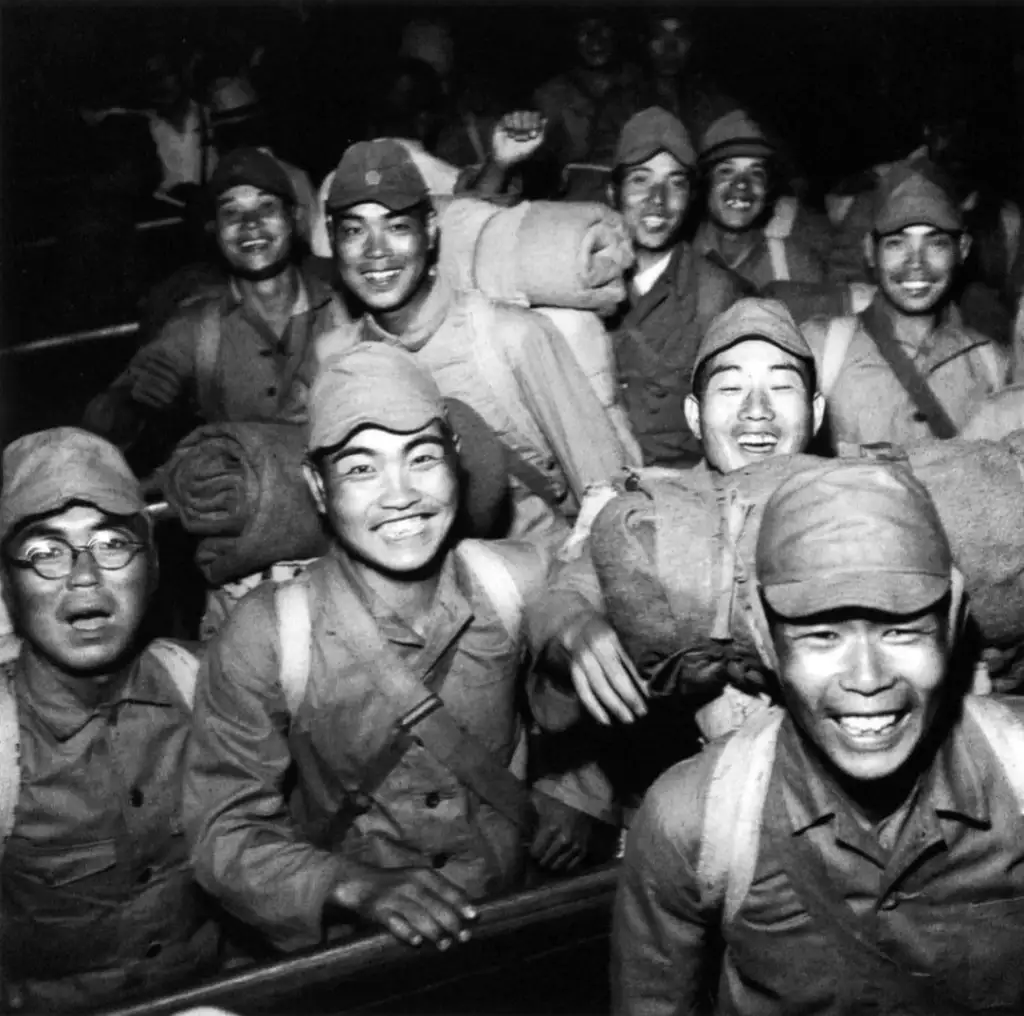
[[326, 139, 430, 214], [757, 461, 952, 619], [209, 146, 296, 203], [309, 343, 447, 453], [698, 109, 775, 167], [614, 107, 696, 171], [692, 297, 814, 385], [873, 158, 962, 235], [0, 428, 145, 545]]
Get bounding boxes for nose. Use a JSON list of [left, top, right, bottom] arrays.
[[67, 548, 102, 588], [646, 180, 667, 209], [730, 175, 753, 197], [739, 385, 774, 420], [363, 225, 390, 260], [379, 464, 419, 509], [840, 631, 895, 696]]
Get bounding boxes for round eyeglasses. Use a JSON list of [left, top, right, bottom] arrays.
[[8, 536, 145, 580]]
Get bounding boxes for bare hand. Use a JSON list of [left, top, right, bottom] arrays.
[[491, 111, 547, 169], [332, 864, 478, 950], [127, 346, 185, 410], [564, 615, 647, 725], [530, 793, 593, 873]]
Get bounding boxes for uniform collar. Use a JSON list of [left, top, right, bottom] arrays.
[[362, 273, 451, 353], [15, 645, 178, 742], [228, 267, 312, 318], [780, 704, 990, 841]]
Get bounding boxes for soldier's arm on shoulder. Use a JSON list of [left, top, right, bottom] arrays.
[[505, 307, 629, 497], [613, 757, 716, 1016], [184, 584, 351, 952]]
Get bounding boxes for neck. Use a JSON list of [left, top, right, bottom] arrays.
[[352, 557, 442, 632], [708, 220, 755, 262], [373, 273, 436, 336], [885, 300, 938, 350], [236, 266, 299, 321], [575, 66, 614, 95], [24, 641, 130, 698], [634, 245, 673, 276]]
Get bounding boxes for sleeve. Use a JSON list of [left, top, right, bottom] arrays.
[[510, 312, 629, 500], [507, 476, 572, 552], [82, 311, 199, 443], [612, 771, 712, 1016], [183, 588, 350, 952]]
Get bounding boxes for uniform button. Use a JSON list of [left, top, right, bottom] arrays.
[[911, 411, 927, 423], [880, 894, 899, 911], [129, 787, 143, 807], [431, 853, 449, 869], [138, 867, 153, 885], [144, 942, 163, 959], [425, 792, 441, 808], [266, 386, 278, 397]]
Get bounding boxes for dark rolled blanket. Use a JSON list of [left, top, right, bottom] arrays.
[[165, 422, 328, 586]]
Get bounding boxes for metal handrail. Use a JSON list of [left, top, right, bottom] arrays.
[[92, 864, 619, 1016], [17, 215, 184, 252], [0, 322, 140, 358]]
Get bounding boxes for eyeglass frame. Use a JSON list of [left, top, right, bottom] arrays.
[[6, 535, 146, 580]]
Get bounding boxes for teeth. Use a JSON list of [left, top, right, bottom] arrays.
[[837, 713, 900, 736], [70, 616, 108, 631], [726, 200, 752, 209], [379, 518, 427, 539], [365, 269, 400, 284], [738, 435, 777, 449], [641, 217, 667, 229]]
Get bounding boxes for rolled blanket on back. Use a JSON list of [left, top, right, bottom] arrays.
[[588, 439, 1024, 703], [961, 385, 1024, 441], [165, 422, 328, 587], [439, 196, 633, 315]]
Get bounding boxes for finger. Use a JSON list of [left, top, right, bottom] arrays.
[[386, 898, 457, 948], [578, 649, 638, 724], [530, 823, 557, 860], [592, 638, 647, 717], [540, 834, 568, 869], [571, 658, 612, 725], [381, 911, 425, 948], [413, 870, 477, 922]]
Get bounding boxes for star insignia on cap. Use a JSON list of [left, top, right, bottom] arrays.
[[365, 169, 382, 186]]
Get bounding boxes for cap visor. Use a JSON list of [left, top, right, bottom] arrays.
[[761, 570, 951, 619]]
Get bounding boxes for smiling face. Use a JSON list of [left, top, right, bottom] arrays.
[[685, 338, 824, 473], [5, 505, 150, 675], [215, 184, 294, 280], [869, 225, 969, 316], [706, 156, 769, 233], [619, 151, 691, 254], [333, 201, 436, 315], [307, 422, 458, 577], [773, 606, 949, 785]]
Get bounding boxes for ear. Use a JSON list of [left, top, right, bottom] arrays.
[[303, 461, 329, 515], [862, 233, 876, 271], [425, 210, 439, 252], [811, 391, 826, 436], [683, 393, 703, 440], [606, 181, 618, 210], [958, 232, 972, 264]]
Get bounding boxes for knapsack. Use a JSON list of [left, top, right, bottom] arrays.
[[0, 640, 200, 858], [695, 695, 1024, 927], [763, 196, 797, 283]]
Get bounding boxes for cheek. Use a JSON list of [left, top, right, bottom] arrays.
[[925, 249, 956, 276], [700, 396, 737, 437], [325, 484, 375, 536]]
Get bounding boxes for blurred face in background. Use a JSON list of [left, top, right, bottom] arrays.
[[575, 17, 617, 70], [646, 16, 693, 77], [619, 151, 691, 253]]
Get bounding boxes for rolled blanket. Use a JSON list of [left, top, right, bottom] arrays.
[[164, 402, 515, 586], [589, 440, 1024, 700], [961, 386, 1024, 442], [439, 196, 633, 315], [165, 422, 328, 587]]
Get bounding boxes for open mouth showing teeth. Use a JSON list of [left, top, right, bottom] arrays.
[[641, 217, 668, 229], [725, 199, 753, 210], [834, 712, 905, 738], [377, 516, 429, 539], [363, 269, 402, 287], [67, 609, 112, 632], [737, 434, 778, 453], [240, 239, 271, 251]]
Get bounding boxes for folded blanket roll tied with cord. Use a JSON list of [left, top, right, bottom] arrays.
[[584, 436, 1024, 739]]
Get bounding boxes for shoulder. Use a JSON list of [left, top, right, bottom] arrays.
[[458, 537, 552, 605], [147, 288, 228, 348], [314, 317, 365, 372]]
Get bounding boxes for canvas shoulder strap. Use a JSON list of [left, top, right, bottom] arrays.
[[963, 695, 1024, 812], [764, 197, 797, 282], [457, 540, 524, 642], [820, 316, 858, 397], [696, 705, 785, 926], [275, 578, 313, 716], [1002, 203, 1022, 276], [0, 661, 21, 854], [146, 638, 200, 709], [194, 300, 222, 421], [973, 341, 1005, 392]]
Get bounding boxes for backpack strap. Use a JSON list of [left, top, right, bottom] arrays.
[[764, 197, 796, 282], [194, 301, 222, 421], [274, 579, 313, 716], [819, 315, 858, 397], [963, 695, 1024, 811], [146, 638, 200, 709], [457, 540, 524, 643], [0, 661, 21, 853], [973, 341, 1006, 392], [696, 705, 785, 926], [1002, 202, 1022, 277]]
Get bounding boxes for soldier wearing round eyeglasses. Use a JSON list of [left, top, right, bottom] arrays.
[[0, 427, 220, 1012]]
